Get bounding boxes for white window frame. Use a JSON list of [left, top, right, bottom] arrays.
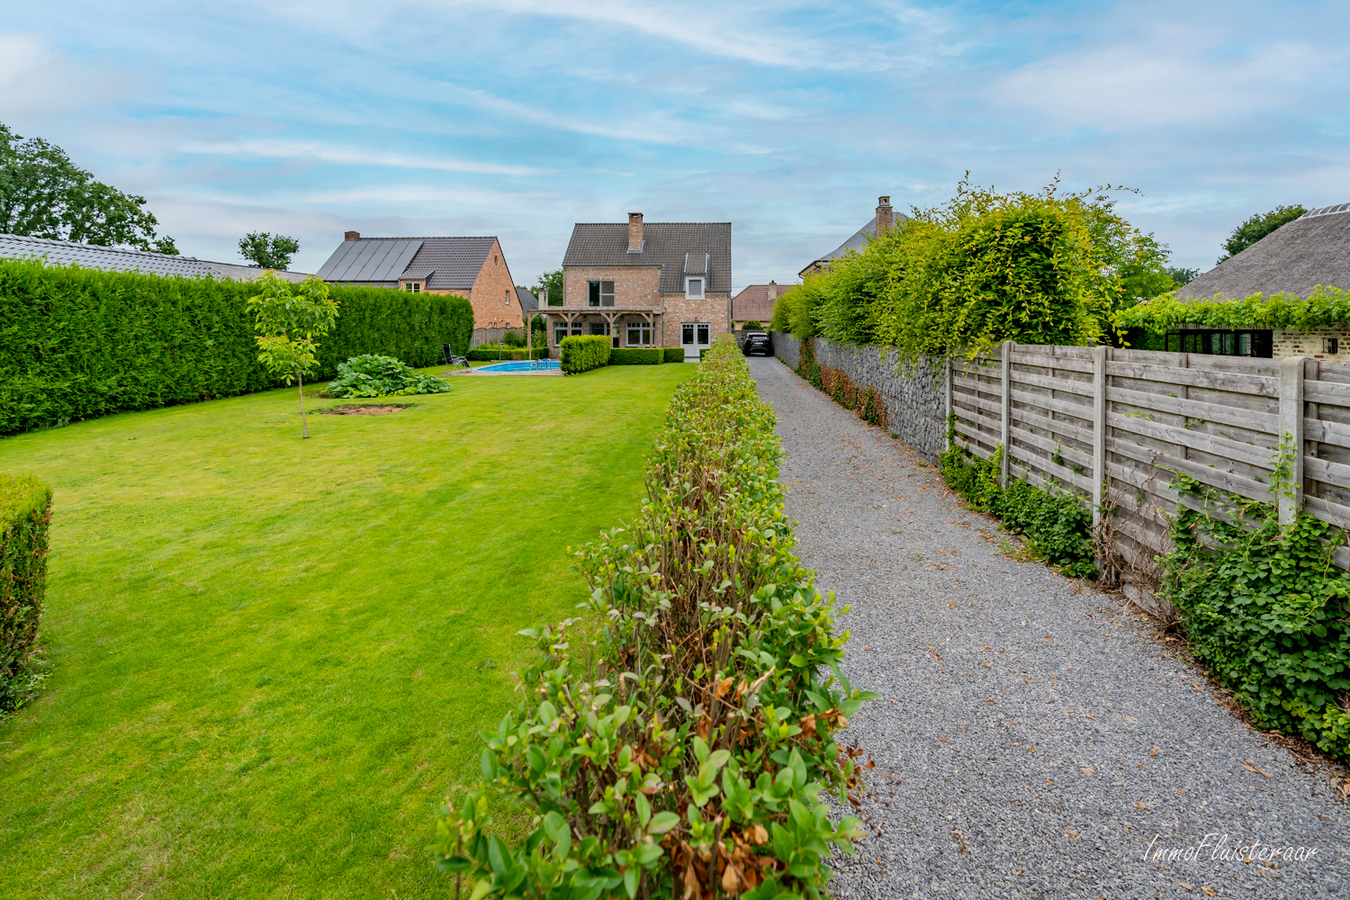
[[685, 276, 704, 299], [402, 281, 422, 293], [626, 322, 652, 347]]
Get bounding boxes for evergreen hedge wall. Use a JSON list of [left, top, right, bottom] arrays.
[[0, 259, 473, 434], [0, 473, 51, 713]]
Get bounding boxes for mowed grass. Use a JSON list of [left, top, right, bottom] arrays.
[[0, 364, 694, 899]]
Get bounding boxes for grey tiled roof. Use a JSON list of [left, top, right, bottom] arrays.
[[799, 212, 910, 277], [0, 233, 311, 281], [317, 236, 498, 291], [1178, 203, 1350, 302], [562, 222, 732, 293], [516, 287, 539, 311]]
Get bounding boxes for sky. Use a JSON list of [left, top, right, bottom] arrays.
[[2, 0, 1348, 289]]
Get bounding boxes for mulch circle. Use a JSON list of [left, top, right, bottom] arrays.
[[317, 404, 415, 416]]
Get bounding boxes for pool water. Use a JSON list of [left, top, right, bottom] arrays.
[[476, 359, 560, 373]]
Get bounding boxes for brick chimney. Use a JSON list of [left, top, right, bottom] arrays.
[[627, 213, 644, 252], [344, 230, 360, 241], [875, 196, 893, 236]]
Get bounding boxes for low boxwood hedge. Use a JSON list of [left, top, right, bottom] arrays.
[[663, 347, 685, 363], [1, 474, 52, 714], [432, 335, 873, 898], [559, 335, 610, 374], [609, 348, 664, 365]]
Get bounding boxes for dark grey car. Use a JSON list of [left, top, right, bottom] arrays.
[[741, 331, 772, 356]]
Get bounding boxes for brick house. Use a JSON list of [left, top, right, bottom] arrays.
[[1169, 203, 1350, 361], [543, 214, 732, 360], [316, 232, 522, 328], [732, 282, 794, 330], [799, 196, 900, 278]]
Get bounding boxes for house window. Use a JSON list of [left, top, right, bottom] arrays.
[[588, 280, 615, 307], [1166, 330, 1273, 358], [554, 323, 583, 345], [402, 282, 421, 293], [1326, 337, 1340, 354], [685, 277, 704, 298], [589, 322, 610, 336], [627, 322, 652, 346], [505, 290, 511, 306]]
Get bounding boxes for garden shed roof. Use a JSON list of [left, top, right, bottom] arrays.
[[317, 236, 499, 291], [0, 233, 310, 282], [1179, 203, 1350, 301], [562, 222, 732, 294]]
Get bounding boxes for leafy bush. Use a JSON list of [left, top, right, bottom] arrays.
[[1164, 468, 1350, 758], [1, 474, 52, 715], [939, 439, 1096, 578], [467, 346, 549, 361], [431, 336, 873, 899], [741, 320, 763, 330], [501, 329, 526, 348], [663, 347, 685, 363], [324, 355, 450, 398], [1118, 285, 1350, 332], [0, 258, 473, 434], [559, 335, 610, 374], [610, 348, 664, 365]]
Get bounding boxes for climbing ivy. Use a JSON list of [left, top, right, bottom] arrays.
[[1162, 446, 1350, 758]]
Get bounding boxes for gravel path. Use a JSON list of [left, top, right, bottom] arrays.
[[748, 357, 1350, 900]]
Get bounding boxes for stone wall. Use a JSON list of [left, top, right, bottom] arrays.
[[770, 333, 947, 462]]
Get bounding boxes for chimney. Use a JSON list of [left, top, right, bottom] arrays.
[[875, 196, 893, 236], [769, 279, 778, 299], [627, 213, 643, 252], [344, 230, 360, 241]]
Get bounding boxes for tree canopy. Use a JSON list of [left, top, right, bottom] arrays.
[[1218, 205, 1305, 263], [0, 122, 177, 253], [536, 268, 563, 306], [238, 232, 299, 270]]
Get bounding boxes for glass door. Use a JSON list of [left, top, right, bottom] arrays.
[[682, 323, 711, 360]]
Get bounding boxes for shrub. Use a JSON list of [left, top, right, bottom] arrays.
[[324, 355, 450, 398], [741, 320, 763, 330], [609, 348, 664, 365], [559, 335, 610, 374], [1, 474, 52, 715], [0, 258, 474, 434], [501, 329, 525, 348], [939, 440, 1096, 578], [663, 347, 685, 363], [432, 336, 873, 899]]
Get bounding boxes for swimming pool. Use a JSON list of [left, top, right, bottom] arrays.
[[476, 359, 560, 373]]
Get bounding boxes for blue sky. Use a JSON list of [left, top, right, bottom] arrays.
[[2, 1, 1347, 288]]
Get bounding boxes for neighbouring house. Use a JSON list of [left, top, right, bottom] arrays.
[[316, 232, 523, 328], [1167, 203, 1350, 360], [732, 282, 794, 330], [0, 232, 312, 282], [799, 196, 902, 278], [542, 213, 732, 360]]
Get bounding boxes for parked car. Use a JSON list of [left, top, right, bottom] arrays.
[[741, 331, 772, 357]]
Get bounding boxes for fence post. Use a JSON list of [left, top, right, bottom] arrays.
[[999, 340, 1013, 487], [943, 354, 953, 452], [1091, 345, 1108, 528], [1278, 356, 1305, 525]]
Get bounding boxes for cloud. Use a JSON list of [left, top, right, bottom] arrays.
[[179, 138, 550, 176], [0, 32, 138, 121]]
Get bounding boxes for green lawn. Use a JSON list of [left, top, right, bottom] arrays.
[[0, 364, 693, 899]]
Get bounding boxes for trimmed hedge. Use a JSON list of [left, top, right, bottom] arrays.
[[433, 335, 872, 898], [559, 335, 610, 374], [467, 346, 549, 361], [1, 474, 52, 714], [663, 347, 685, 363], [0, 258, 474, 435], [609, 347, 663, 365]]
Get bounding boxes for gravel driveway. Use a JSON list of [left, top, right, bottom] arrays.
[[748, 357, 1350, 900]]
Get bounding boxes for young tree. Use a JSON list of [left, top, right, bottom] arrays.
[[1218, 205, 1306, 263], [536, 269, 563, 306], [239, 232, 300, 270], [0, 122, 177, 253], [247, 273, 339, 439]]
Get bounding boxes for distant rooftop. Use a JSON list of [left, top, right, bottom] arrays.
[[0, 233, 310, 282], [316, 235, 499, 290]]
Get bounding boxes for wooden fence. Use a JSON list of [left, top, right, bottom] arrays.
[[947, 343, 1350, 575]]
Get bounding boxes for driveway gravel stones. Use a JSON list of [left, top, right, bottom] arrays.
[[748, 357, 1350, 900]]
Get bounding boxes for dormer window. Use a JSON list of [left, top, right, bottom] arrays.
[[401, 281, 422, 293], [685, 277, 704, 299]]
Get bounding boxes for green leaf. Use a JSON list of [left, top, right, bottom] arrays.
[[647, 811, 680, 835]]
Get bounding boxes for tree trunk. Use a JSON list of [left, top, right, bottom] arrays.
[[298, 373, 308, 439]]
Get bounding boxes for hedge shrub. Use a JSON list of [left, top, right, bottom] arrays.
[[609, 347, 663, 365], [559, 335, 610, 374], [467, 346, 549, 361], [432, 335, 873, 898], [0, 258, 473, 434], [663, 347, 685, 363], [1, 474, 52, 714]]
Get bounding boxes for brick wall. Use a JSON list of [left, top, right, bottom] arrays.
[[1273, 327, 1350, 362], [660, 294, 731, 348], [462, 239, 522, 329], [563, 266, 662, 307]]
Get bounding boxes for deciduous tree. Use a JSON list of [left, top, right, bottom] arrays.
[[238, 231, 300, 270], [247, 273, 339, 438], [1218, 205, 1305, 263]]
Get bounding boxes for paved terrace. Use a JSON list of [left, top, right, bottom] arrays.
[[747, 357, 1350, 900]]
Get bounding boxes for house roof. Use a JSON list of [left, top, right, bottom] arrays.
[[732, 284, 792, 322], [0, 233, 311, 282], [1179, 203, 1350, 302], [562, 222, 732, 293], [316, 236, 499, 291], [799, 212, 910, 278], [516, 287, 539, 311]]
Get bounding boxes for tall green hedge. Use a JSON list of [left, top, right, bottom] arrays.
[[663, 347, 685, 363], [559, 335, 610, 374], [1, 474, 51, 713], [0, 258, 474, 434]]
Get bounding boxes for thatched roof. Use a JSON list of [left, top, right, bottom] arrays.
[[1179, 203, 1350, 301]]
